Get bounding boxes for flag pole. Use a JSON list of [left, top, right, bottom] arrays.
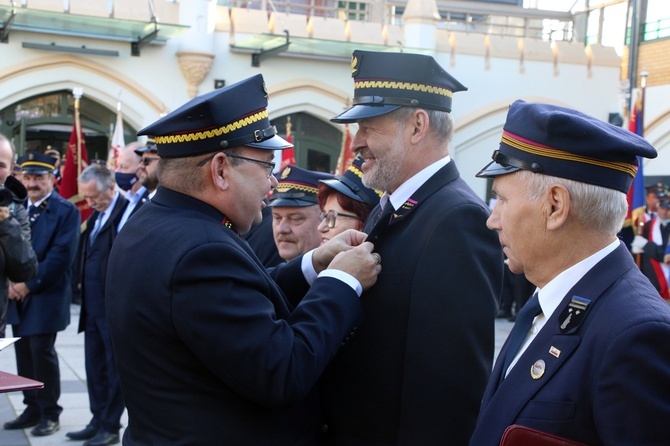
[[73, 88, 83, 177]]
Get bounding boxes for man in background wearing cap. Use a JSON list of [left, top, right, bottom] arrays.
[[630, 193, 670, 302], [269, 165, 334, 262], [5, 152, 80, 437], [320, 50, 502, 445], [0, 134, 37, 339], [115, 142, 150, 231], [134, 138, 159, 199], [470, 100, 670, 445], [44, 146, 61, 190], [105, 73, 381, 444]]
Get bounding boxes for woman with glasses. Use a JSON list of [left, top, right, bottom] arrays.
[[317, 156, 382, 244]]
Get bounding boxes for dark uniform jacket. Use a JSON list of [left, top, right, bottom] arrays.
[[470, 242, 670, 445], [8, 191, 80, 336], [105, 186, 362, 445], [75, 195, 128, 332], [320, 161, 503, 445]]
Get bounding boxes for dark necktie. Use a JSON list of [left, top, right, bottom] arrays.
[[89, 213, 104, 246], [364, 203, 394, 239], [28, 204, 36, 215], [499, 293, 542, 382]]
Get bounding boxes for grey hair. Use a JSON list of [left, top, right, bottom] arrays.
[[517, 170, 628, 235], [78, 164, 115, 191], [388, 107, 454, 142]]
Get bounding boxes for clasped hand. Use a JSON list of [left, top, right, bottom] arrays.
[[312, 229, 381, 291]]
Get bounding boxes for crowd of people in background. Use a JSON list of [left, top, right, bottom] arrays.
[[0, 48, 669, 446]]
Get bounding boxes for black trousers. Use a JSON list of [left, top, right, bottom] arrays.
[[14, 333, 62, 421]]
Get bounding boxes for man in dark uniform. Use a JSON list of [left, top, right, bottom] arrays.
[[320, 50, 503, 445], [630, 193, 670, 301], [4, 152, 80, 437], [269, 165, 334, 262], [68, 165, 128, 446], [470, 100, 670, 445], [105, 74, 381, 445]]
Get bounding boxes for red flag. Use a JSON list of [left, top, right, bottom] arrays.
[[60, 118, 92, 222], [280, 118, 296, 170], [334, 123, 354, 175]]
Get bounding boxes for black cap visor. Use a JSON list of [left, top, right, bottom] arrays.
[[476, 150, 543, 178], [331, 104, 400, 123]]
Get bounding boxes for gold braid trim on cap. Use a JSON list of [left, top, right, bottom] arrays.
[[348, 164, 363, 179], [154, 110, 268, 145], [501, 132, 638, 178], [354, 80, 453, 98], [21, 161, 55, 170], [275, 182, 318, 195]]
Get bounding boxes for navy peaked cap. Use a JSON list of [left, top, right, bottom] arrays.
[[319, 156, 382, 208], [137, 74, 292, 158], [476, 100, 657, 193], [269, 165, 334, 207], [331, 50, 467, 123], [18, 152, 56, 174]]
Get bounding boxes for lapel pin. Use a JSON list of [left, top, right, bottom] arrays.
[[530, 359, 546, 379], [549, 346, 561, 358]]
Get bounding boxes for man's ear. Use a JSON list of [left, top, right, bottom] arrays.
[[546, 184, 570, 231], [211, 153, 230, 191], [409, 109, 430, 145]]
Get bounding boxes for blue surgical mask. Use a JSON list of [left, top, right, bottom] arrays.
[[115, 172, 138, 192]]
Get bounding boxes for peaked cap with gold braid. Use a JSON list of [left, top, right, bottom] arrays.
[[268, 165, 334, 207], [319, 156, 382, 208], [331, 50, 467, 123], [137, 74, 292, 158], [18, 151, 56, 174], [476, 100, 657, 193]]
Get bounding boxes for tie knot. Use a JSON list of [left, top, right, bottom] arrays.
[[518, 293, 542, 319]]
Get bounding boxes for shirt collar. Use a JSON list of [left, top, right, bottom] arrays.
[[537, 238, 619, 319], [385, 155, 451, 211]]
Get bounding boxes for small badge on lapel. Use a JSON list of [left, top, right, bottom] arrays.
[[389, 198, 418, 224], [549, 346, 561, 358], [530, 359, 545, 379], [559, 295, 591, 333]]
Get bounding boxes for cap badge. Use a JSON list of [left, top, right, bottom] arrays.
[[280, 167, 291, 180], [530, 359, 546, 379], [351, 55, 359, 76], [29, 153, 35, 160]]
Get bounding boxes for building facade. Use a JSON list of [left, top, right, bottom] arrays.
[[1, 0, 667, 199]]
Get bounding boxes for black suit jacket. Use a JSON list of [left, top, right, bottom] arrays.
[[320, 161, 503, 445], [76, 194, 128, 332], [106, 187, 363, 445]]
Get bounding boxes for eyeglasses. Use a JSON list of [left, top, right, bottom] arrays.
[[226, 154, 276, 178], [141, 157, 160, 166], [319, 210, 363, 229]]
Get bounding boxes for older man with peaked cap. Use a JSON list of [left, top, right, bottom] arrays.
[[269, 165, 334, 262], [105, 73, 381, 445], [470, 100, 670, 445], [319, 50, 502, 445]]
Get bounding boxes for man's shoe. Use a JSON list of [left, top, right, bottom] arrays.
[[30, 419, 60, 436], [3, 411, 40, 430], [83, 431, 120, 446], [67, 424, 99, 440]]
